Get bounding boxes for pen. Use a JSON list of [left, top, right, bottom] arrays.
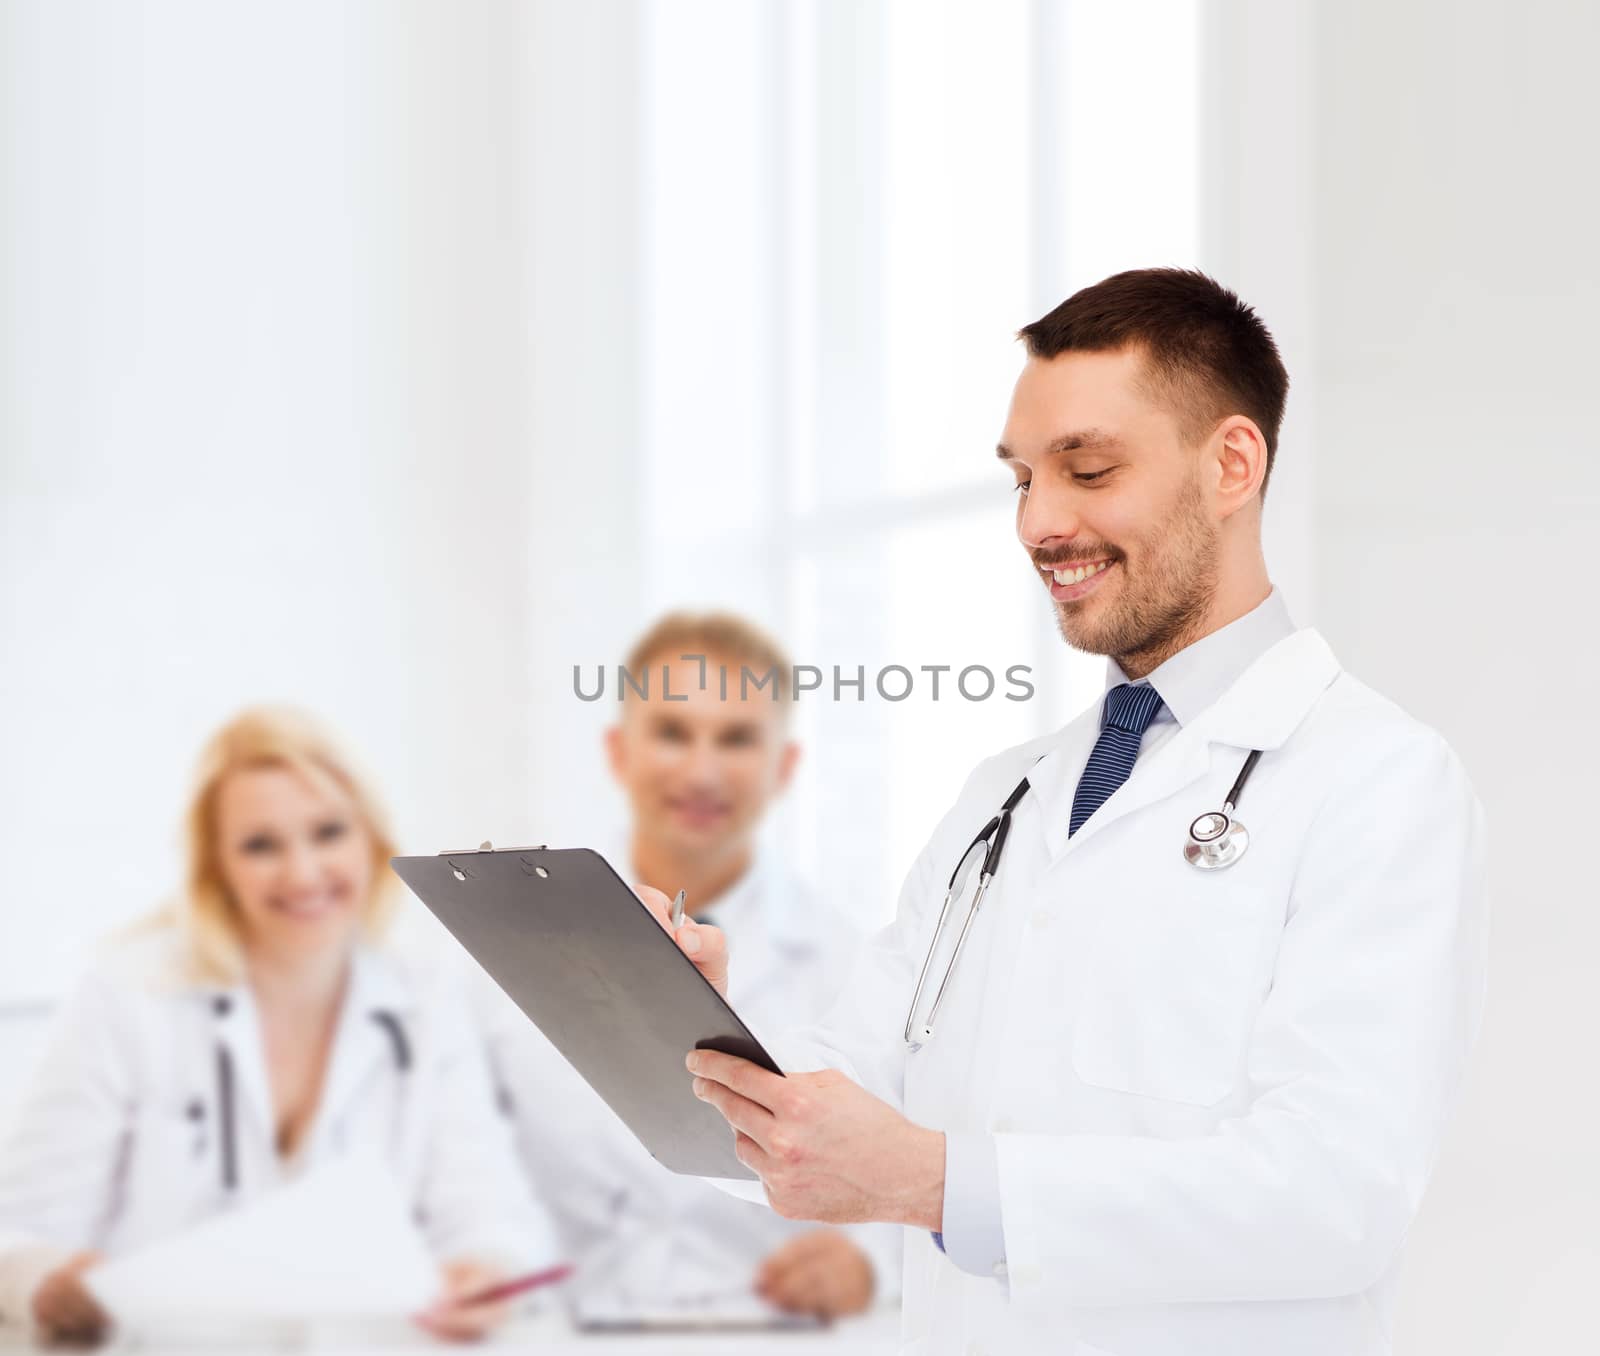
[[671, 888, 687, 929], [452, 1262, 575, 1308]]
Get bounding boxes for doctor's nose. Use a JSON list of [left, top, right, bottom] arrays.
[[681, 740, 725, 789], [280, 840, 321, 891], [1016, 480, 1082, 550]]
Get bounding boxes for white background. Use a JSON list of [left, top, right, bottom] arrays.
[[2, 2, 1596, 1350]]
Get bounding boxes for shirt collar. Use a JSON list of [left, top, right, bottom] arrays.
[[1105, 587, 1296, 727], [692, 857, 761, 933], [613, 836, 762, 935]]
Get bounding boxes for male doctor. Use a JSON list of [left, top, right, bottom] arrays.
[[650, 268, 1487, 1356], [481, 613, 898, 1320]]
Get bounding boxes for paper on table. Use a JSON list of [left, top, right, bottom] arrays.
[[569, 1230, 820, 1333], [84, 1154, 438, 1322]]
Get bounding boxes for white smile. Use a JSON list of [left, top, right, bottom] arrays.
[[271, 892, 342, 919], [1047, 560, 1112, 586]]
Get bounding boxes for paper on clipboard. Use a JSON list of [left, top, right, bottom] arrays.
[[85, 1155, 438, 1322]]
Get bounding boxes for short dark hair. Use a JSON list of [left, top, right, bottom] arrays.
[[1017, 268, 1289, 491]]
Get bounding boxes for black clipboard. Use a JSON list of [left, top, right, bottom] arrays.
[[390, 846, 781, 1180]]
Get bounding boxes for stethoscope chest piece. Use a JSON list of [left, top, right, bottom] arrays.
[[1184, 809, 1249, 870]]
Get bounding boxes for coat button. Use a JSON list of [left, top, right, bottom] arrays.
[[992, 1261, 1008, 1280]]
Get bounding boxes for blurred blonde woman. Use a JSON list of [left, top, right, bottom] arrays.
[[0, 708, 559, 1343]]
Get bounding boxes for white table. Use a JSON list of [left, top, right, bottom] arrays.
[[1, 1307, 902, 1354]]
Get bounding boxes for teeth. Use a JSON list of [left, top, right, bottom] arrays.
[[1051, 561, 1109, 586]]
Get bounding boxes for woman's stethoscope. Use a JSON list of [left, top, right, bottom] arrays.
[[193, 996, 412, 1191], [904, 747, 1265, 1049]]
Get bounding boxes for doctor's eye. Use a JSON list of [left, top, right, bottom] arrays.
[[239, 833, 280, 855], [313, 819, 350, 843], [1012, 480, 1031, 498]]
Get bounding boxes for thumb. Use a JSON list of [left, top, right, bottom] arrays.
[[675, 920, 729, 997]]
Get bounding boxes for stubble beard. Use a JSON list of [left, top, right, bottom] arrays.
[[1054, 475, 1220, 678]]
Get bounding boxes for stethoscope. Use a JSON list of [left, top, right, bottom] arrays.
[[904, 746, 1264, 1049], [193, 995, 412, 1191]]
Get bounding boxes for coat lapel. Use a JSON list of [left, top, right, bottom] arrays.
[[310, 949, 415, 1147], [206, 982, 275, 1169]]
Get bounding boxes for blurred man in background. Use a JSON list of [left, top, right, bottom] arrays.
[[479, 613, 899, 1322]]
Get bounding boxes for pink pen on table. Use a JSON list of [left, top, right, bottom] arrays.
[[451, 1262, 575, 1308]]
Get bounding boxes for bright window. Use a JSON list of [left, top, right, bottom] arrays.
[[638, 0, 1203, 927]]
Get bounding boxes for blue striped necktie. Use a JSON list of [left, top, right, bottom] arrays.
[[1068, 683, 1166, 837]]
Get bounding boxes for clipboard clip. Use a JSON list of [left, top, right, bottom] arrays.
[[439, 842, 551, 880]]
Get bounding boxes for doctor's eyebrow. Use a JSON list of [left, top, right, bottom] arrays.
[[995, 429, 1122, 461]]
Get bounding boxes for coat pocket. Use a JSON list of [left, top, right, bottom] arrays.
[[1070, 886, 1277, 1107]]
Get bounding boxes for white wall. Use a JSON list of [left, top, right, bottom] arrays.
[[0, 0, 563, 1005], [520, 0, 647, 846], [1200, 0, 1320, 622], [1303, 2, 1599, 1350]]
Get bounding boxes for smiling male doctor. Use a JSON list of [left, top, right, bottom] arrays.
[[649, 268, 1487, 1356]]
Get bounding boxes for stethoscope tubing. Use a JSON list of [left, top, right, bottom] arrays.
[[906, 747, 1264, 1049], [1224, 749, 1263, 812]]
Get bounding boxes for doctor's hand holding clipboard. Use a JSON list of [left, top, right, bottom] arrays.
[[635, 885, 943, 1231]]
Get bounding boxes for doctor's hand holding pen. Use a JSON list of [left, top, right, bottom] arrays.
[[637, 884, 728, 997], [414, 1259, 515, 1342]]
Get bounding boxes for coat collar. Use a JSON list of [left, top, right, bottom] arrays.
[[1027, 627, 1342, 860], [1105, 586, 1297, 727], [1185, 627, 1342, 751], [311, 949, 415, 1146], [200, 946, 415, 1161]]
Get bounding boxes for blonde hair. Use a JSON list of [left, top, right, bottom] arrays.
[[173, 707, 399, 984], [623, 611, 795, 704]]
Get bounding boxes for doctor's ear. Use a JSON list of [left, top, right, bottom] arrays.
[[774, 739, 802, 794], [604, 725, 627, 782], [1211, 416, 1269, 516]]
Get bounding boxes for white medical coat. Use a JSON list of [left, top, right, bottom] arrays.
[[0, 927, 559, 1328], [778, 627, 1487, 1356]]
